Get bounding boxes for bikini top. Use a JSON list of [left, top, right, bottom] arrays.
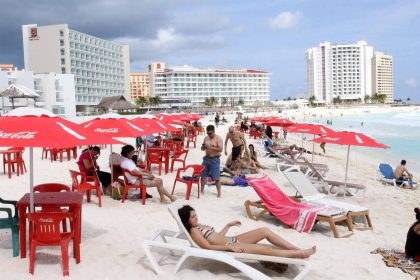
[[197, 225, 215, 239]]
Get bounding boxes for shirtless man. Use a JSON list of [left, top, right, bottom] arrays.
[[201, 125, 223, 197], [394, 160, 414, 185], [225, 126, 247, 161]]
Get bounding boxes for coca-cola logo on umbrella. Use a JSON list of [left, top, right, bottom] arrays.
[[0, 131, 37, 139], [94, 128, 119, 133]]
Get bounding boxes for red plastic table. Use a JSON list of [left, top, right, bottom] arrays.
[[17, 192, 83, 262], [147, 147, 170, 174]]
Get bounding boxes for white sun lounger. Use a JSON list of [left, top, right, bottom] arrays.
[[143, 200, 312, 280], [298, 157, 367, 197], [276, 154, 329, 176], [281, 170, 372, 230]]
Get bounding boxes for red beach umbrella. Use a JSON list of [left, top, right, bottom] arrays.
[[286, 123, 335, 162], [81, 116, 154, 138], [0, 107, 122, 211], [131, 117, 179, 134], [312, 131, 389, 195], [263, 118, 294, 127]]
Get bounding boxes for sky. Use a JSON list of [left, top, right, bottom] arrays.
[[1, 0, 420, 101]]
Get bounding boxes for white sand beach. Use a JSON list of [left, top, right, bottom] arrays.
[[0, 107, 418, 280]]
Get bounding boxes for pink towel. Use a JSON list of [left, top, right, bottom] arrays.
[[247, 176, 322, 233]]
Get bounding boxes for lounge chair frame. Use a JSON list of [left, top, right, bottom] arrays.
[[143, 201, 313, 280], [281, 169, 373, 231], [244, 200, 353, 238]]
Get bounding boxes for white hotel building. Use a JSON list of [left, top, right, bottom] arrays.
[[0, 69, 76, 116], [22, 24, 130, 112], [372, 52, 393, 103], [306, 41, 374, 104], [149, 62, 270, 108]]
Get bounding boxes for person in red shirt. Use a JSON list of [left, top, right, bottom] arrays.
[[77, 146, 111, 195]]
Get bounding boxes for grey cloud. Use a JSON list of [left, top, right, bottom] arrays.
[[0, 0, 222, 68]]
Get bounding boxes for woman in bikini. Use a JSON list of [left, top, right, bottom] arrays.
[[178, 205, 316, 258], [248, 144, 264, 169]]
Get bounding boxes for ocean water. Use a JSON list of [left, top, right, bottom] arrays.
[[298, 111, 420, 174]]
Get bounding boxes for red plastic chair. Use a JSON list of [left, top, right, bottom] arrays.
[[69, 170, 102, 207], [112, 164, 123, 182], [186, 130, 197, 148], [171, 147, 189, 173], [33, 183, 71, 231], [3, 147, 26, 176], [120, 168, 147, 205], [172, 165, 205, 200], [146, 150, 163, 175], [27, 212, 75, 276]]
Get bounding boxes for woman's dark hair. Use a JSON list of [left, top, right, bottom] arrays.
[[178, 205, 195, 233], [82, 145, 100, 154], [415, 207, 420, 222], [121, 144, 135, 157]]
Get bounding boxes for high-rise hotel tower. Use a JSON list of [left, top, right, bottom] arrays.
[[22, 24, 130, 112]]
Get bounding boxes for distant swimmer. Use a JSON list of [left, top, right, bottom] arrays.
[[361, 122, 364, 127]]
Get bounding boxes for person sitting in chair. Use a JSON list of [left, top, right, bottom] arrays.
[[394, 160, 414, 186], [178, 205, 316, 258], [120, 145, 176, 202], [77, 146, 111, 195]]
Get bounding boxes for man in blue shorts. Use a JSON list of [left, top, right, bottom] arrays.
[[201, 125, 223, 197]]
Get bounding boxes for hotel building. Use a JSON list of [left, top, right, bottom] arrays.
[[372, 52, 393, 103], [148, 62, 270, 108], [0, 69, 76, 116], [129, 72, 149, 100], [22, 24, 130, 112], [306, 41, 374, 104]]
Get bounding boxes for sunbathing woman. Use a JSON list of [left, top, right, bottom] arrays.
[[248, 144, 265, 169], [178, 205, 316, 258], [236, 151, 259, 175]]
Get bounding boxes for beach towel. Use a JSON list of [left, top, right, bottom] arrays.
[[371, 248, 420, 279], [247, 175, 322, 233]]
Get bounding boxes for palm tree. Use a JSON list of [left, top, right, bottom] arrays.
[[135, 96, 149, 108], [407, 97, 411, 103], [308, 96, 316, 107], [204, 97, 211, 108], [364, 95, 371, 104], [237, 98, 245, 106], [148, 96, 162, 110], [221, 97, 228, 107], [209, 97, 217, 108]]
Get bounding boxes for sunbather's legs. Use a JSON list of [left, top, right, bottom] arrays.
[[236, 227, 300, 250], [229, 243, 316, 258], [147, 178, 177, 202]]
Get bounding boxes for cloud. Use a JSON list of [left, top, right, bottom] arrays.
[[115, 27, 227, 68], [269, 11, 302, 30], [404, 78, 417, 88]]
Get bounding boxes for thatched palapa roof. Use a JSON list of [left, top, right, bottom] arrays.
[[96, 96, 137, 111]]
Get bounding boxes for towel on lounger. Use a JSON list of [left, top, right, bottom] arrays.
[[247, 175, 323, 233]]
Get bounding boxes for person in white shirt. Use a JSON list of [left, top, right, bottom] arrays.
[[120, 145, 176, 202]]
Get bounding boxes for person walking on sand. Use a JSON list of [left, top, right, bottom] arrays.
[[201, 125, 223, 197], [224, 126, 247, 161], [394, 160, 414, 186]]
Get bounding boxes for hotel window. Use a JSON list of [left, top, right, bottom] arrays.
[[61, 58, 65, 65], [60, 39, 64, 46], [59, 30, 64, 37]]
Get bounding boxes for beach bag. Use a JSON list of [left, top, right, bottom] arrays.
[[111, 179, 125, 200]]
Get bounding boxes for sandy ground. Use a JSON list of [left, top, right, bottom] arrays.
[[0, 108, 418, 280]]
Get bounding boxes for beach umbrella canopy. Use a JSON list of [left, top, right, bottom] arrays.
[[157, 114, 189, 126], [0, 107, 122, 211], [286, 123, 335, 162], [131, 117, 179, 134], [263, 118, 294, 127], [81, 116, 154, 138], [312, 131, 389, 195]]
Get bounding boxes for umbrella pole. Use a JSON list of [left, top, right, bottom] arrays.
[[110, 144, 114, 199], [343, 145, 351, 197], [29, 147, 34, 213], [301, 133, 304, 148], [312, 134, 315, 163]]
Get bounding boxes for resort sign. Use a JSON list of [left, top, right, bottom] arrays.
[[29, 28, 39, 41]]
